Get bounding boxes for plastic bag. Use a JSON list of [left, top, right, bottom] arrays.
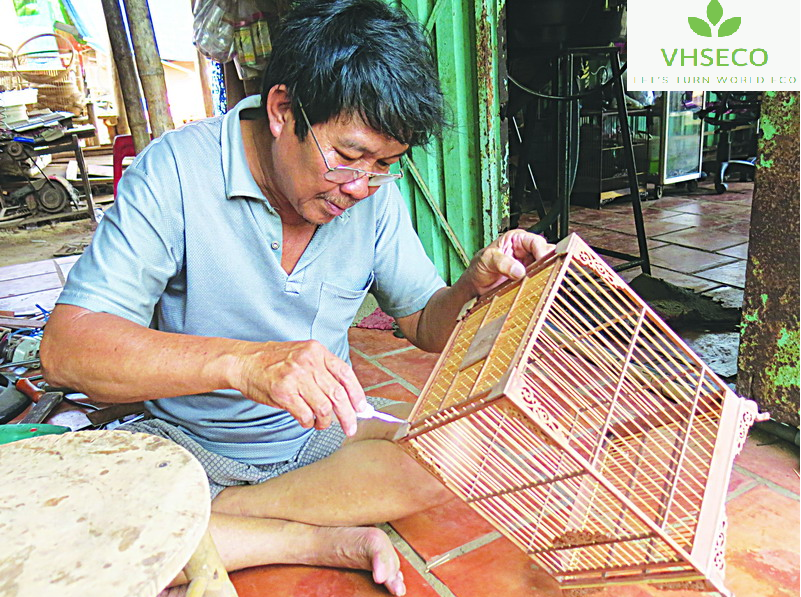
[[232, 0, 273, 80], [193, 0, 236, 63]]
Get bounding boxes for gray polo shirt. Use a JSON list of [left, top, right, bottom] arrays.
[[57, 96, 445, 464]]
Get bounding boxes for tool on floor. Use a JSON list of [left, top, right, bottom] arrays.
[[13, 375, 45, 402], [86, 401, 147, 427], [0, 331, 41, 364], [0, 394, 69, 445], [356, 403, 406, 424], [0, 373, 30, 424], [19, 390, 64, 425], [0, 374, 70, 444], [0, 358, 41, 370], [0, 374, 52, 423]]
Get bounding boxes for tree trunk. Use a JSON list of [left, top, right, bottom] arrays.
[[737, 91, 800, 427]]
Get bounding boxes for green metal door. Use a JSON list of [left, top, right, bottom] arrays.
[[390, 0, 507, 284]]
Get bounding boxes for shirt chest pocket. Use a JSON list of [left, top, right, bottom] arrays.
[[311, 273, 375, 353]]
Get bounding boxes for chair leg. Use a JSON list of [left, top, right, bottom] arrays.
[[183, 529, 238, 597]]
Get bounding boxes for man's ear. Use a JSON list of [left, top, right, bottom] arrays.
[[265, 84, 292, 138]]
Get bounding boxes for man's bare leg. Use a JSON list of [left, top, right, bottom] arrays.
[[212, 402, 453, 526], [169, 513, 406, 596], [203, 402, 450, 595]]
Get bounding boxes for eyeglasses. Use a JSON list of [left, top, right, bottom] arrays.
[[297, 101, 403, 187]]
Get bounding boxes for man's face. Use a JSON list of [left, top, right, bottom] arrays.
[[270, 111, 408, 226]]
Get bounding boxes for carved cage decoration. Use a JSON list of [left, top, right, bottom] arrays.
[[397, 234, 763, 595]]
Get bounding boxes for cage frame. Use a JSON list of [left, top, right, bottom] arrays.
[[397, 233, 764, 596]]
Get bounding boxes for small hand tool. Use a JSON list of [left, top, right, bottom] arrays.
[[14, 376, 45, 403], [4, 374, 64, 425], [356, 403, 407, 424], [86, 402, 147, 427], [0, 374, 29, 424], [0, 376, 68, 445], [19, 390, 64, 425]]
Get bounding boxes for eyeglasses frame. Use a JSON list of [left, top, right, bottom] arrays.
[[296, 100, 404, 187]]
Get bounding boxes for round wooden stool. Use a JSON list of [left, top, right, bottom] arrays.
[[0, 430, 237, 597]]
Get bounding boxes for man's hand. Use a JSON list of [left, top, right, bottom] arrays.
[[232, 340, 367, 437], [462, 230, 553, 297]]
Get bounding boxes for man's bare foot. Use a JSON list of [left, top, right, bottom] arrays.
[[312, 525, 405, 596]]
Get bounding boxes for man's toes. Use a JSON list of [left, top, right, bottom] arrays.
[[363, 527, 397, 584], [371, 555, 388, 584], [370, 548, 398, 586], [386, 572, 406, 597]]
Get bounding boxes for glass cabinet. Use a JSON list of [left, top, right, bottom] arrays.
[[649, 91, 705, 198]]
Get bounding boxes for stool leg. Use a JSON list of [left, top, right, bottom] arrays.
[[183, 529, 238, 597]]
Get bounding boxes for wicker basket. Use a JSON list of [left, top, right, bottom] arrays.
[[13, 33, 76, 85], [0, 43, 23, 92]]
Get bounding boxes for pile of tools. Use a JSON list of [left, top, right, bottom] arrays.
[[0, 314, 145, 443]]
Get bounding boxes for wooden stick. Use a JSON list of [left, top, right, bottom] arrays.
[[190, 0, 214, 118], [196, 51, 215, 118], [111, 59, 130, 135], [122, 0, 175, 139], [99, 0, 150, 153]]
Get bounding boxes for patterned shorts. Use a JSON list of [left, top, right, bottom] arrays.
[[119, 396, 398, 501]]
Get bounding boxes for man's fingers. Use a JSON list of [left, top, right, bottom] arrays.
[[242, 340, 366, 436], [273, 390, 317, 429], [312, 366, 359, 436], [501, 229, 552, 264], [486, 247, 526, 279], [518, 231, 552, 261], [298, 376, 338, 430], [326, 352, 367, 409]]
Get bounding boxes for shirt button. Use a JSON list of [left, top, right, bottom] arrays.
[[271, 242, 280, 250]]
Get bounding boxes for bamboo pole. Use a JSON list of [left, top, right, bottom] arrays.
[[100, 0, 149, 153], [196, 51, 214, 118], [223, 61, 245, 111], [122, 0, 174, 138], [111, 60, 130, 135], [190, 0, 215, 118]]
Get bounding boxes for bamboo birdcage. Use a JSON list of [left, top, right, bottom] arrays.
[[397, 233, 764, 596]]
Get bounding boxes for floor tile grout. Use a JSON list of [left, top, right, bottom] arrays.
[[732, 464, 800, 501], [363, 379, 398, 393], [380, 523, 459, 597], [424, 530, 502, 570], [725, 479, 760, 503], [649, 238, 751, 252], [351, 344, 416, 360], [352, 347, 424, 395]]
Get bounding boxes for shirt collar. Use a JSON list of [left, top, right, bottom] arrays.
[[221, 95, 275, 210]]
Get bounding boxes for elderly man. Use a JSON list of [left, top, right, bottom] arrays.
[[41, 0, 549, 594]]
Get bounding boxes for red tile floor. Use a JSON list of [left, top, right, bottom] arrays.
[[0, 181, 798, 596]]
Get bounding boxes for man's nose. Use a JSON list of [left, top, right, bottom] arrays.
[[339, 174, 372, 201]]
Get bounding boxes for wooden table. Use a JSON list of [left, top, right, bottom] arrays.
[[0, 431, 236, 596]]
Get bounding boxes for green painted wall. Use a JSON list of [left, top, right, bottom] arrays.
[[390, 0, 507, 284]]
